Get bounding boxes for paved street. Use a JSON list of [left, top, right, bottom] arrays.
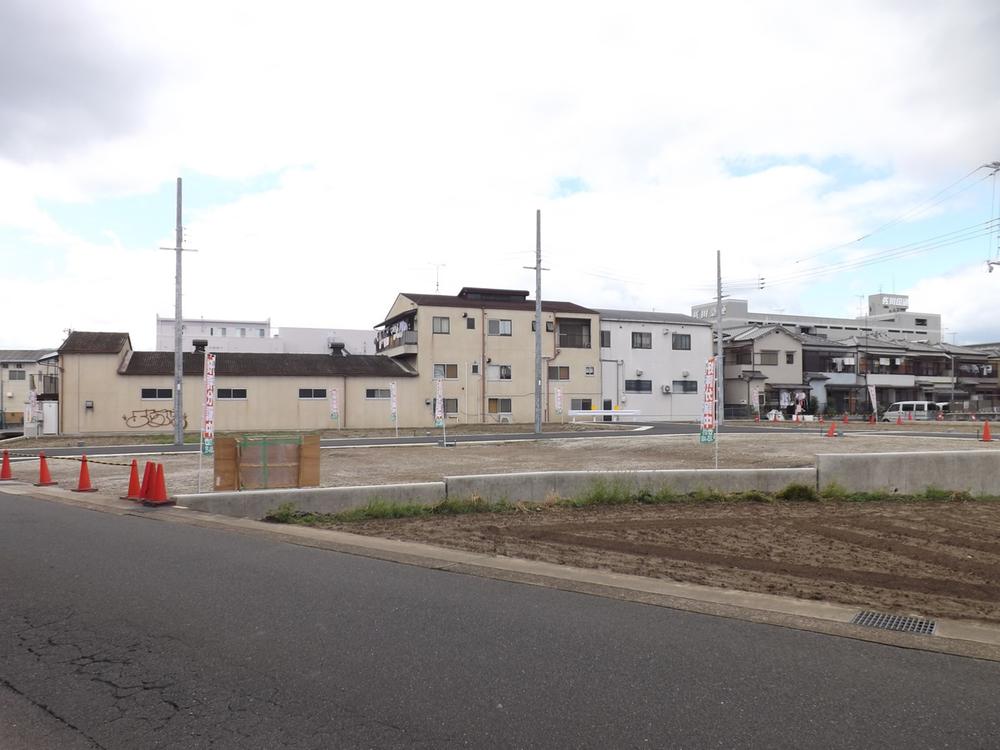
[[2, 490, 999, 748]]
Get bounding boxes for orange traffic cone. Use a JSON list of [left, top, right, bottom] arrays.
[[0, 450, 12, 481], [842, 413, 849, 424], [72, 455, 98, 493], [120, 459, 141, 500], [982, 421, 992, 442], [896, 414, 903, 425], [138, 461, 154, 500], [868, 413, 876, 424], [143, 463, 174, 506], [908, 411, 914, 421], [826, 422, 837, 438], [34, 452, 57, 487]]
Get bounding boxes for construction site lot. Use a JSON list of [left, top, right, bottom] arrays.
[[8, 430, 1000, 624]]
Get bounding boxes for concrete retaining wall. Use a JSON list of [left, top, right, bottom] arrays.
[[445, 469, 814, 503], [176, 482, 446, 519], [817, 450, 1000, 495]]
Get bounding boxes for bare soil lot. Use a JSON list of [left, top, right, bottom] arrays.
[[330, 499, 1000, 624]]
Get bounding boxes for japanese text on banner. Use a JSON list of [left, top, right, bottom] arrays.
[[202, 353, 216, 455], [700, 356, 716, 443]]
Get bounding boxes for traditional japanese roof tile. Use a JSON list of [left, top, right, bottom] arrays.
[[58, 332, 131, 354], [121, 351, 414, 378]]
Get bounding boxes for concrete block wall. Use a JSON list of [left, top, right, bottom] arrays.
[[817, 450, 1000, 495]]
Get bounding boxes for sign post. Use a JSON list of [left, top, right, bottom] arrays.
[[555, 387, 563, 423], [434, 378, 446, 445], [197, 352, 216, 493], [390, 381, 398, 438], [700, 356, 718, 468], [867, 384, 877, 418], [329, 387, 339, 428]]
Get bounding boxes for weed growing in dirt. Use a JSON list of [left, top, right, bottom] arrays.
[[775, 483, 819, 502]]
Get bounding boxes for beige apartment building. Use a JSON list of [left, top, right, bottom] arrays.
[[1, 349, 59, 429], [376, 287, 602, 424], [58, 332, 418, 435]]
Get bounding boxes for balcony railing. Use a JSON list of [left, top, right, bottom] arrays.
[[558, 333, 591, 349], [376, 329, 417, 352]]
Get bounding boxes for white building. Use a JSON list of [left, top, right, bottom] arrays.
[[691, 293, 942, 344], [156, 317, 375, 355], [596, 309, 714, 421]]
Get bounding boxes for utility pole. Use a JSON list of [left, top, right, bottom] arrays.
[[716, 250, 725, 426], [523, 210, 548, 434], [160, 178, 197, 447]]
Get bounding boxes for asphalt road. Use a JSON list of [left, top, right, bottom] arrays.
[[6, 420, 988, 459], [3, 491, 1000, 748]]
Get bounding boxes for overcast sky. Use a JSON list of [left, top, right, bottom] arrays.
[[2, 0, 999, 349]]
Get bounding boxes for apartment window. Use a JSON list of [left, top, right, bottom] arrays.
[[600, 330, 611, 348], [631, 332, 652, 349], [433, 363, 459, 379], [759, 350, 779, 366], [298, 388, 327, 399], [140, 387, 172, 399], [785, 351, 795, 365], [258, 329, 266, 337], [466, 317, 475, 330], [672, 380, 698, 393], [239, 328, 246, 337], [915, 318, 928, 327], [735, 350, 752, 365], [217, 388, 248, 400], [488, 319, 512, 336], [433, 397, 459, 416], [531, 320, 555, 332], [585, 366, 595, 376], [672, 333, 691, 350], [220, 327, 227, 336], [488, 364, 512, 380], [547, 366, 570, 380], [209, 327, 215, 335], [471, 362, 480, 374], [365, 388, 391, 399], [488, 398, 512, 414], [8, 370, 26, 381], [558, 319, 591, 348], [624, 379, 652, 393], [432, 316, 450, 334], [571, 398, 592, 411]]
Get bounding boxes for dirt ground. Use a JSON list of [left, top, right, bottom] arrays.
[[7, 430, 1000, 623]]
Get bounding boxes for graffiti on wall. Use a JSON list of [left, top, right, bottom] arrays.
[[122, 409, 189, 429]]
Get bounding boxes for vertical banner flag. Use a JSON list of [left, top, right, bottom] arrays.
[[390, 381, 398, 422], [202, 353, 216, 455], [750, 386, 760, 414], [700, 356, 717, 443], [329, 387, 339, 421], [434, 378, 444, 427], [26, 390, 37, 423], [555, 387, 563, 415], [867, 384, 877, 412]]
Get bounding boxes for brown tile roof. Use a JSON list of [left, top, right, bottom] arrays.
[[59, 332, 131, 354], [121, 351, 415, 378], [377, 292, 597, 327], [0, 349, 59, 362]]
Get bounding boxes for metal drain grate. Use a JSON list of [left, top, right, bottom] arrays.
[[851, 610, 936, 635]]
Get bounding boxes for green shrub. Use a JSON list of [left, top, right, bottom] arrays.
[[776, 483, 819, 502]]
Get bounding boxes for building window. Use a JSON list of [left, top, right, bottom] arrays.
[[217, 388, 248, 400], [365, 388, 391, 399], [259, 329, 265, 337], [631, 332, 652, 349], [488, 364, 512, 380], [672, 380, 698, 393], [432, 316, 450, 334], [600, 330, 611, 348], [433, 397, 459, 416], [298, 388, 327, 399], [547, 366, 570, 380], [735, 350, 753, 365], [758, 350, 779, 366], [531, 320, 555, 332], [140, 387, 172, 399], [915, 318, 928, 327], [558, 319, 591, 348], [571, 398, 592, 411], [585, 366, 595, 376], [624, 379, 652, 393], [466, 317, 475, 330], [239, 328, 246, 337], [8, 370, 26, 381], [471, 362, 480, 374], [488, 319, 512, 336], [672, 333, 691, 350], [433, 363, 459, 379], [488, 398, 512, 414], [220, 327, 227, 336], [785, 351, 795, 365]]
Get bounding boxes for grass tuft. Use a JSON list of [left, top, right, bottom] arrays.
[[775, 483, 819, 502]]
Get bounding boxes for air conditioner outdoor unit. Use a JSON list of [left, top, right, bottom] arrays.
[[499, 415, 512, 424], [661, 384, 671, 394]]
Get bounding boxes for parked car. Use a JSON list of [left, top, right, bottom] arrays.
[[881, 401, 942, 422]]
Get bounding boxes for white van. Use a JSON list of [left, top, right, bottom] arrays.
[[881, 401, 942, 422]]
